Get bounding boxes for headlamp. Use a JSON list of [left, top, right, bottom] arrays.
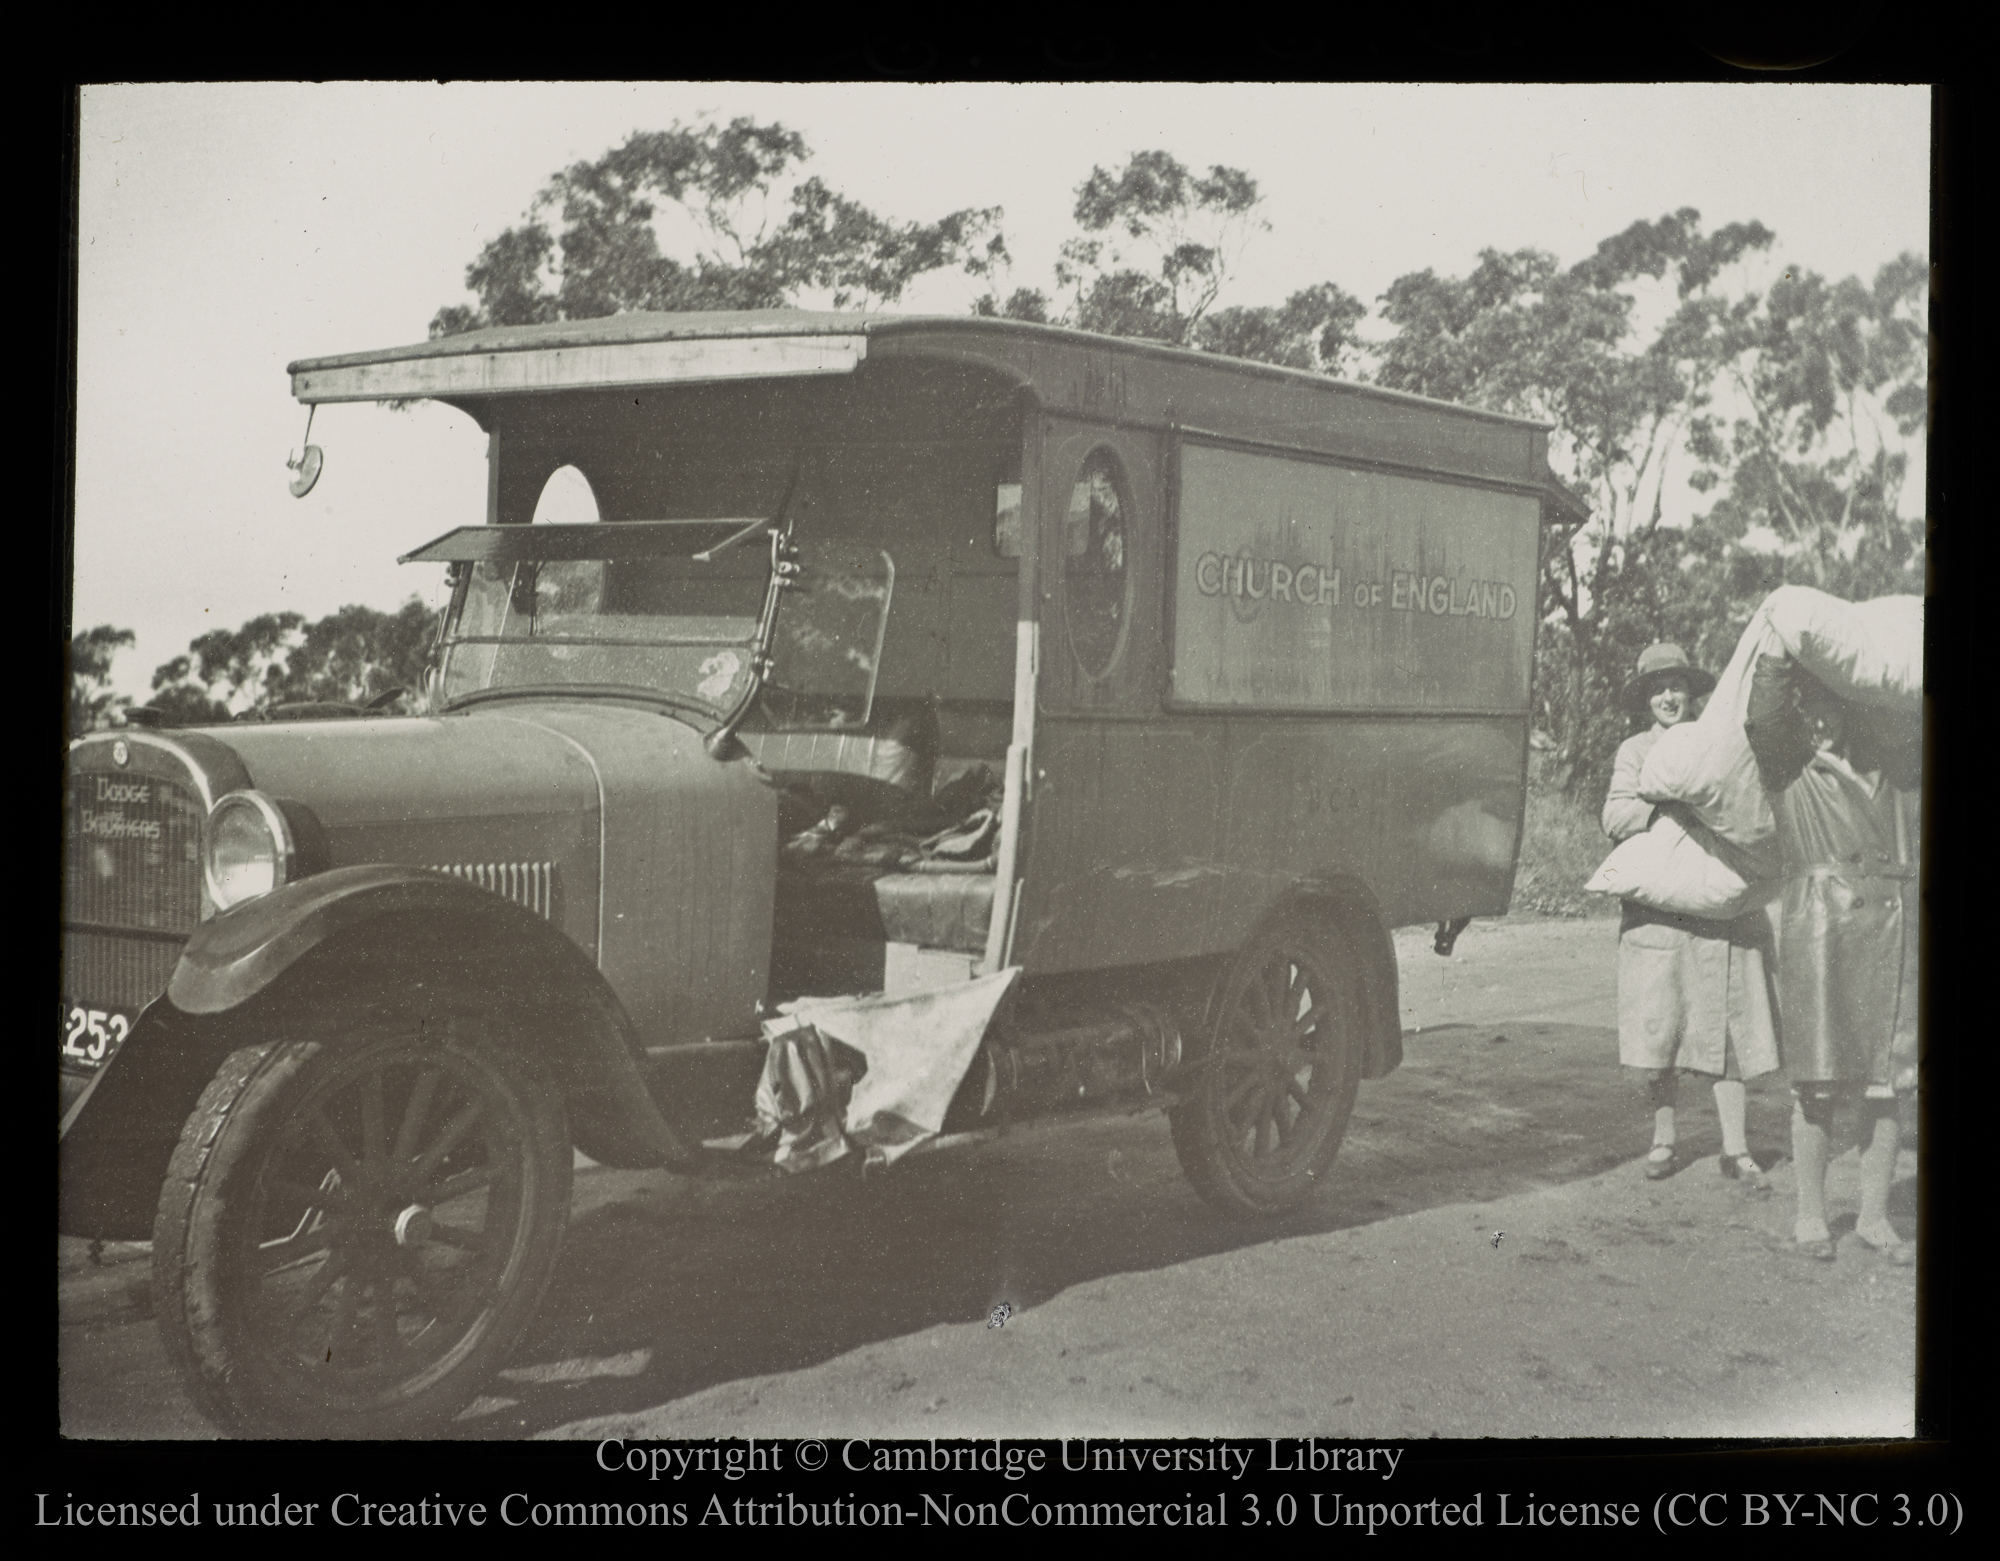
[[203, 791, 298, 911]]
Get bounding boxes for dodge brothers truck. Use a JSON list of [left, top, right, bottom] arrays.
[[61, 310, 1586, 1435]]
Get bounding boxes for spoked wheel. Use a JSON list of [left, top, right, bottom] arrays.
[[1170, 910, 1363, 1217], [153, 1008, 570, 1437]]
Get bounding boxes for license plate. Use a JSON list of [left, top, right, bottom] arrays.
[[59, 1001, 137, 1072]]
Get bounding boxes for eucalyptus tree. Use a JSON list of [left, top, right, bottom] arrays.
[[982, 150, 1366, 374], [147, 599, 436, 723], [430, 118, 1009, 335], [1371, 209, 1778, 787], [1686, 252, 1927, 602], [67, 625, 134, 738]]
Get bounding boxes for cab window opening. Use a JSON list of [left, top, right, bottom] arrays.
[[530, 463, 601, 526], [993, 446, 1024, 559], [1063, 447, 1133, 680]]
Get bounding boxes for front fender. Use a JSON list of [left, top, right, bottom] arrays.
[[167, 863, 537, 1014], [62, 867, 694, 1240]]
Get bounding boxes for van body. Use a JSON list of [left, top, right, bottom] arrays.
[[60, 311, 1586, 1435]]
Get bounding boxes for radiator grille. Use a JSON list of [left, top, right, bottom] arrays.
[[431, 861, 559, 921], [61, 766, 204, 1069], [60, 928, 184, 1012], [63, 772, 203, 937]]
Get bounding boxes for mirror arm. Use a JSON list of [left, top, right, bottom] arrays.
[[693, 453, 805, 564], [691, 515, 773, 564], [706, 514, 800, 760]]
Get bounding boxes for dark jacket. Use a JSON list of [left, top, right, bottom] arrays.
[[1745, 655, 1920, 1087]]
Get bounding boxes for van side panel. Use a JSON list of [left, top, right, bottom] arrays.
[[1012, 713, 1525, 972], [871, 326, 1546, 497], [1169, 442, 1540, 714], [1016, 416, 1538, 973]]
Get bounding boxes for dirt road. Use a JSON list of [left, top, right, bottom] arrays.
[[57, 915, 1918, 1440]]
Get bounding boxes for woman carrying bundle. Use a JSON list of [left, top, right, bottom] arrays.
[[1745, 655, 1920, 1264], [1603, 643, 1781, 1186]]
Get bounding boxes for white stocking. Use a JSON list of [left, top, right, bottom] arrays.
[[1713, 1079, 1748, 1158], [1792, 1101, 1830, 1242]]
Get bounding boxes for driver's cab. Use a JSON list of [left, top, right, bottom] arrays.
[[409, 355, 1029, 1000]]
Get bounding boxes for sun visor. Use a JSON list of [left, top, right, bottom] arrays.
[[399, 520, 763, 565]]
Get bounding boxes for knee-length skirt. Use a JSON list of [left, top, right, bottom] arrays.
[[1616, 902, 1781, 1078]]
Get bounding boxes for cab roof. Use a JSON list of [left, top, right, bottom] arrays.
[[289, 310, 1589, 524], [290, 309, 1539, 427]]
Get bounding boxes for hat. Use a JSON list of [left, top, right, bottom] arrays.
[[1627, 642, 1716, 708]]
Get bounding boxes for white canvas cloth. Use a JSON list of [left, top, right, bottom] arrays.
[[763, 967, 1020, 1170], [753, 1022, 856, 1173]]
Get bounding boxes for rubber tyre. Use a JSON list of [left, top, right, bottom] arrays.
[[1169, 910, 1363, 1218], [152, 1004, 571, 1437]]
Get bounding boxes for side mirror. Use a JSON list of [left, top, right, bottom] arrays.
[[286, 445, 324, 498]]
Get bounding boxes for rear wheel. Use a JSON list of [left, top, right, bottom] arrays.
[[1170, 910, 1363, 1217], [153, 1003, 570, 1437]]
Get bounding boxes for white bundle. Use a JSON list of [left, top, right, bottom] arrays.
[[1585, 810, 1778, 921], [1637, 586, 1924, 846], [1636, 613, 1783, 846], [1776, 589, 1924, 709]]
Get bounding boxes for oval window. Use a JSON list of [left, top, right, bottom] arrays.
[[1063, 448, 1132, 679], [531, 463, 600, 525]]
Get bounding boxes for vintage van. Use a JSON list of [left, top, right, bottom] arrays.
[[60, 310, 1587, 1435]]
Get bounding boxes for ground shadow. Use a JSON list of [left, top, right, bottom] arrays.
[[455, 1019, 1804, 1436]]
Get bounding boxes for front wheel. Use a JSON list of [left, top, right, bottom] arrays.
[[1169, 910, 1363, 1218], [152, 1005, 570, 1437]]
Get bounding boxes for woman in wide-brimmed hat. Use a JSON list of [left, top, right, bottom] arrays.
[[1603, 643, 1780, 1189]]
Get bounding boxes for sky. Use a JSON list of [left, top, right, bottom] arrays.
[[72, 82, 1931, 699]]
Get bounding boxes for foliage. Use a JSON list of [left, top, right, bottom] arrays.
[[1047, 151, 1266, 346], [1687, 254, 1927, 599], [978, 150, 1369, 376], [1372, 211, 1786, 792], [68, 625, 134, 738], [1194, 283, 1369, 377], [1366, 214, 1925, 798], [1513, 746, 1623, 919], [148, 599, 436, 723], [432, 119, 1007, 335]]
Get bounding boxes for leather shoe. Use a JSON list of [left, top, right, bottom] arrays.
[[1643, 1145, 1679, 1180], [1796, 1236, 1837, 1262], [1720, 1153, 1771, 1193], [1854, 1227, 1916, 1266]]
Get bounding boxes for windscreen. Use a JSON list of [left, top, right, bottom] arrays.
[[437, 538, 893, 726], [441, 552, 765, 715]]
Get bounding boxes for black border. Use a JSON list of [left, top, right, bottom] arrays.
[[40, 27, 1970, 1522]]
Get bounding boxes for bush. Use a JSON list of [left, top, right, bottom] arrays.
[[1512, 746, 1619, 919]]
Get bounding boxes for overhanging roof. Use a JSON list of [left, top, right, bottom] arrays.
[[291, 309, 1590, 524], [288, 309, 1537, 426], [291, 313, 871, 403]]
